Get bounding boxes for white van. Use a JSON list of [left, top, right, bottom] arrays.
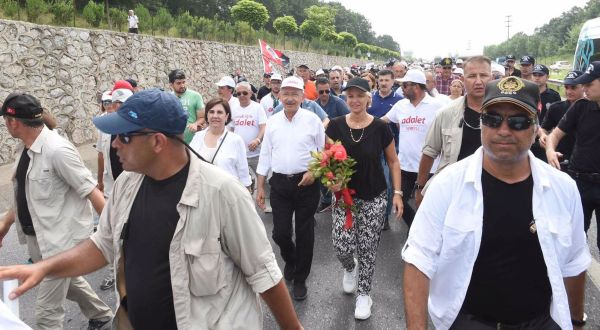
[[574, 17, 600, 71]]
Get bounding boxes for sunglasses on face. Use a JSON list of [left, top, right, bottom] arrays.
[[319, 90, 330, 95], [117, 131, 158, 144], [442, 66, 452, 70], [481, 112, 534, 131], [402, 82, 416, 89], [102, 101, 112, 106], [237, 91, 250, 96]]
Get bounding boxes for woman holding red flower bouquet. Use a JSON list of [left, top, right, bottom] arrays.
[[325, 78, 403, 320]]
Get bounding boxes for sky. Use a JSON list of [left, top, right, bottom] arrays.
[[324, 0, 589, 60]]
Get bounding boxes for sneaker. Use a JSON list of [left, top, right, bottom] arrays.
[[317, 202, 332, 213], [354, 294, 373, 320], [87, 318, 110, 330], [342, 259, 357, 294], [283, 263, 295, 282], [100, 277, 115, 291], [292, 281, 307, 301]]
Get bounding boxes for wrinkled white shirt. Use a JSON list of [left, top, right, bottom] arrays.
[[402, 147, 591, 330]]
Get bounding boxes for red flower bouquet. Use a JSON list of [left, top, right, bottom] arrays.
[[308, 139, 357, 230]]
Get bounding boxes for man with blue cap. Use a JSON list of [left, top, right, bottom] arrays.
[[0, 89, 304, 330]]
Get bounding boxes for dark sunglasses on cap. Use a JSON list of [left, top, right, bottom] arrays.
[[481, 112, 534, 131], [319, 90, 330, 95], [117, 131, 159, 144]]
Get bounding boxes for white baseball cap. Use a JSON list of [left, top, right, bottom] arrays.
[[270, 73, 283, 81], [315, 69, 325, 76], [111, 88, 133, 103], [456, 59, 464, 64], [281, 76, 304, 90], [101, 91, 112, 102], [453, 68, 464, 75], [216, 76, 236, 88], [331, 65, 343, 72], [398, 69, 426, 85]]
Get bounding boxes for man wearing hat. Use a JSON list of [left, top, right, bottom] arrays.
[[296, 64, 319, 101], [216, 75, 240, 110], [530, 64, 561, 161], [456, 58, 464, 69], [0, 89, 304, 330], [504, 54, 521, 77], [260, 73, 283, 119], [257, 72, 273, 101], [168, 69, 205, 143], [0, 93, 113, 329], [435, 57, 460, 95], [520, 55, 535, 80], [383, 69, 443, 229], [540, 70, 584, 170], [547, 61, 600, 255], [256, 76, 325, 301], [403, 76, 590, 329]]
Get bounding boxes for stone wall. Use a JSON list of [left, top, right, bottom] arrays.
[[0, 19, 366, 164]]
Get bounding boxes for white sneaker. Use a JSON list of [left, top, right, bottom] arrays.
[[354, 294, 373, 320], [342, 258, 357, 294]]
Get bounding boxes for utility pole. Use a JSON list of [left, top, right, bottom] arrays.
[[505, 15, 512, 40]]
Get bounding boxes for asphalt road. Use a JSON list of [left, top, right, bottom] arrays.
[[0, 144, 598, 329]]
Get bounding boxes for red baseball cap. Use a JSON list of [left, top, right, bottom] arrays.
[[111, 80, 134, 93]]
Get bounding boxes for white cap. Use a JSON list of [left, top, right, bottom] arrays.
[[281, 76, 304, 90], [398, 69, 426, 85], [101, 91, 112, 102], [111, 88, 133, 103], [270, 73, 283, 81], [315, 69, 325, 76], [331, 65, 343, 72], [216, 76, 236, 88], [456, 59, 464, 64], [491, 62, 506, 75], [453, 68, 464, 75]]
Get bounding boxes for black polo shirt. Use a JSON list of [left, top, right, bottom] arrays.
[[558, 98, 600, 173], [542, 100, 575, 161], [539, 87, 561, 124]]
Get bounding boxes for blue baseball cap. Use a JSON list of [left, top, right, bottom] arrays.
[[93, 88, 187, 135]]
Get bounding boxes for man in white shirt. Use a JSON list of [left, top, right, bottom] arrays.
[[402, 77, 590, 330], [256, 76, 325, 301], [260, 73, 282, 119], [216, 75, 240, 109], [231, 81, 267, 190], [383, 69, 443, 228], [127, 10, 138, 34]]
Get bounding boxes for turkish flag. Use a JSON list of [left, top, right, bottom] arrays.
[[258, 39, 290, 73]]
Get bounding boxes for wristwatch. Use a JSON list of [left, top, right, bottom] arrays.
[[572, 312, 587, 327], [393, 190, 403, 197], [414, 183, 426, 190]]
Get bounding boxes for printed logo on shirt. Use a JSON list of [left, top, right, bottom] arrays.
[[401, 116, 427, 124], [234, 114, 257, 126]]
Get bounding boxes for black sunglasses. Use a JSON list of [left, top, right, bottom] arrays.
[[237, 91, 250, 96], [402, 82, 416, 88], [319, 90, 330, 94], [442, 66, 452, 70], [117, 131, 159, 144], [102, 101, 112, 105], [481, 112, 534, 131]]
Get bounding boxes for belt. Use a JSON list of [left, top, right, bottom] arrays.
[[568, 170, 600, 183], [21, 225, 36, 236], [272, 172, 305, 180], [456, 311, 553, 330]]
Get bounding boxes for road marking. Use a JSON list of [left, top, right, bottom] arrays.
[[588, 257, 600, 289]]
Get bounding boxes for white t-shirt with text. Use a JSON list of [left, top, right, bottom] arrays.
[[231, 101, 267, 158]]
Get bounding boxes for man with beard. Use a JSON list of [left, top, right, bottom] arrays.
[[505, 54, 521, 77], [169, 69, 204, 143]]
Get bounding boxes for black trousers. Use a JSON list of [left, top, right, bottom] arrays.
[[401, 170, 418, 228], [450, 311, 560, 329], [269, 173, 320, 283], [575, 178, 600, 252]]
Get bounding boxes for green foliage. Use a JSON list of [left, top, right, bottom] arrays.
[[299, 19, 321, 40], [82, 0, 103, 27], [273, 15, 297, 35], [25, 0, 47, 23], [109, 7, 127, 31], [176, 11, 196, 38], [2, 0, 20, 18], [154, 7, 174, 34], [322, 29, 340, 43], [230, 0, 269, 30], [49, 0, 73, 25], [134, 4, 151, 32], [338, 31, 357, 48]]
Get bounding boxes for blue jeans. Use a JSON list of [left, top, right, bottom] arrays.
[[380, 154, 393, 219]]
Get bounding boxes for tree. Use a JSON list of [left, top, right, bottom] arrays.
[[154, 7, 174, 34], [327, 2, 375, 44], [273, 15, 297, 47], [374, 34, 400, 52], [82, 0, 103, 27], [176, 11, 196, 38], [26, 0, 47, 23], [230, 0, 269, 30], [2, 0, 20, 18], [299, 5, 336, 40], [109, 7, 127, 31], [299, 19, 321, 40], [134, 3, 151, 33], [49, 0, 73, 25], [338, 31, 357, 48]]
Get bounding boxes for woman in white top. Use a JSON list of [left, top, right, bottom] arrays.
[[190, 98, 252, 190]]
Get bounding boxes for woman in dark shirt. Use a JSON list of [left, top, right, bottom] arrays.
[[325, 78, 403, 320]]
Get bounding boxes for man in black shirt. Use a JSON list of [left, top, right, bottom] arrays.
[[404, 76, 589, 329], [540, 70, 584, 170], [257, 72, 272, 101], [505, 54, 521, 77], [547, 61, 600, 253], [531, 64, 562, 162]]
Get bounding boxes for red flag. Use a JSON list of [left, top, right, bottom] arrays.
[[258, 39, 290, 73]]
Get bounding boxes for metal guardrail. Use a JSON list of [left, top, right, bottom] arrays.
[[548, 79, 564, 86]]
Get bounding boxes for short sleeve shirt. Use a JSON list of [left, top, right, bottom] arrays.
[[177, 89, 205, 143], [558, 98, 600, 173], [231, 101, 267, 158]]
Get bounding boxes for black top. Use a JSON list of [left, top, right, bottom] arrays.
[[326, 116, 394, 200], [123, 161, 190, 330], [109, 135, 123, 180], [15, 148, 34, 230], [541, 100, 575, 161], [558, 98, 600, 173], [461, 170, 551, 323], [257, 86, 271, 101], [539, 88, 561, 124], [509, 68, 522, 77], [457, 107, 482, 161]]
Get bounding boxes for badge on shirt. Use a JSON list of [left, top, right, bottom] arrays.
[[529, 219, 537, 234]]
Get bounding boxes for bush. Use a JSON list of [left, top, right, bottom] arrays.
[[176, 11, 195, 38], [82, 0, 103, 27], [49, 0, 72, 25], [25, 0, 47, 23], [134, 4, 150, 33], [109, 7, 127, 31], [154, 7, 173, 34], [2, 0, 20, 18]]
